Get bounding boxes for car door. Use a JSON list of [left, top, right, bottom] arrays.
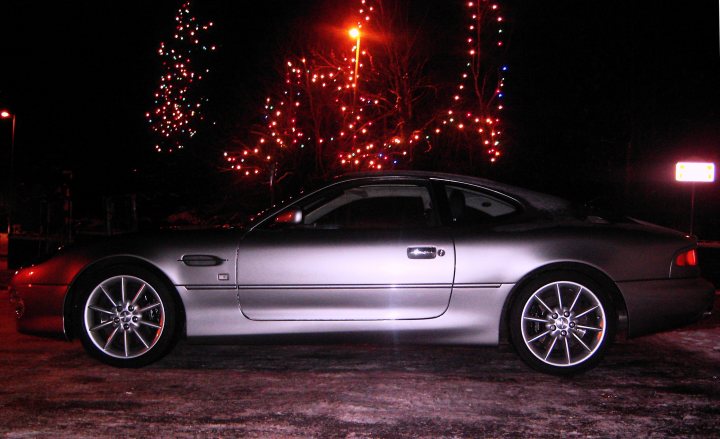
[[236, 179, 455, 320]]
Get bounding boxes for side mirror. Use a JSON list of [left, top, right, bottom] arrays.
[[274, 208, 303, 225]]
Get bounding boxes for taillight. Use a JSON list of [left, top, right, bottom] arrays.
[[675, 249, 697, 267]]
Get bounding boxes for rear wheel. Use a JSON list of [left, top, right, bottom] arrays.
[[510, 272, 616, 374], [77, 266, 178, 367]]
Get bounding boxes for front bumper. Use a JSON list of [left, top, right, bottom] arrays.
[[617, 277, 715, 338], [9, 283, 68, 336]]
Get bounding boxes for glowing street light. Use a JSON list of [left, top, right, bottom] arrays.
[[349, 27, 361, 109], [675, 161, 715, 235], [0, 109, 15, 235]]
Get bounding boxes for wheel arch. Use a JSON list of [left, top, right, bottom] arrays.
[[498, 262, 628, 344], [63, 256, 186, 340]]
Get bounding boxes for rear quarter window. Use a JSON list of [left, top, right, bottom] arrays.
[[445, 184, 519, 225]]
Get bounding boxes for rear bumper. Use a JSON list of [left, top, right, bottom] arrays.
[[9, 282, 68, 336], [617, 277, 715, 338]]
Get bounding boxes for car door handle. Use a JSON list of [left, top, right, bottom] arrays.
[[180, 254, 226, 266], [407, 247, 437, 259]]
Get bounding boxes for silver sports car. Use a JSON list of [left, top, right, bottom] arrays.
[[9, 172, 714, 374]]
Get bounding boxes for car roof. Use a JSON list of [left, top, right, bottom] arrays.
[[335, 171, 572, 214]]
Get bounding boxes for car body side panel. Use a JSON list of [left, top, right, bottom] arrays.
[[237, 286, 453, 320], [23, 231, 242, 288], [618, 277, 714, 337], [10, 231, 241, 337], [107, 232, 240, 287], [178, 287, 242, 337], [237, 229, 455, 320], [11, 252, 93, 286], [10, 284, 67, 334], [452, 225, 690, 285], [180, 284, 513, 344]]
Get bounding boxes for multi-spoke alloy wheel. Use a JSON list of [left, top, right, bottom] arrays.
[[510, 272, 616, 374], [77, 266, 177, 367]]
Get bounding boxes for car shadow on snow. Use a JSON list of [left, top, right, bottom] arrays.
[[151, 296, 720, 379]]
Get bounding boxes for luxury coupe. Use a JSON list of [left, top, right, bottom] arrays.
[[9, 172, 714, 374]]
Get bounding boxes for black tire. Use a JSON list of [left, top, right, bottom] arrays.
[[76, 265, 178, 367], [509, 271, 616, 375]]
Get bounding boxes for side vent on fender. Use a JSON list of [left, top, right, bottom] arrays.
[[180, 255, 226, 267]]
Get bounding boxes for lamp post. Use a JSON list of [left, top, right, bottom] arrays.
[[349, 27, 361, 110], [0, 110, 15, 235]]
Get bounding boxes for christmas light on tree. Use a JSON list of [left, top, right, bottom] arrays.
[[225, 0, 507, 178], [439, 0, 506, 164], [147, 1, 215, 153]]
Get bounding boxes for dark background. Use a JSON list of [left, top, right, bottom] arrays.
[[0, 1, 718, 238]]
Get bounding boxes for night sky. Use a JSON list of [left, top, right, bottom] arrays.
[[0, 1, 718, 235]]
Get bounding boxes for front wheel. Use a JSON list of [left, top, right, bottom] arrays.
[[77, 266, 178, 367], [510, 272, 616, 375]]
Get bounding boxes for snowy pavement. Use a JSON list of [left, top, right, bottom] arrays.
[[0, 287, 718, 437]]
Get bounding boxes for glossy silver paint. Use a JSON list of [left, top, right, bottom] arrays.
[[237, 228, 454, 320], [9, 171, 715, 350]]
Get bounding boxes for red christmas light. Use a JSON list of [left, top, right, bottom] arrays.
[[225, 0, 507, 176]]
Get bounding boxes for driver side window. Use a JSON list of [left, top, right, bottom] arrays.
[[270, 183, 438, 230]]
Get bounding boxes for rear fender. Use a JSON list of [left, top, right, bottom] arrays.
[[498, 262, 628, 343]]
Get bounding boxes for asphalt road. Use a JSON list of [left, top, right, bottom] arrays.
[[1, 293, 718, 438]]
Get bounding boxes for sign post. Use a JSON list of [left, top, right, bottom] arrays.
[[0, 232, 7, 271], [675, 162, 715, 235]]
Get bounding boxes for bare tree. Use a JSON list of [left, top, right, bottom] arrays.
[[224, 0, 508, 186]]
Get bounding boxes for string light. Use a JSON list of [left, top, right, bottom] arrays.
[[147, 1, 215, 153], [225, 0, 507, 175]]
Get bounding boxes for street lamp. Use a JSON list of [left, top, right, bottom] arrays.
[[0, 109, 15, 235], [349, 27, 361, 109]]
